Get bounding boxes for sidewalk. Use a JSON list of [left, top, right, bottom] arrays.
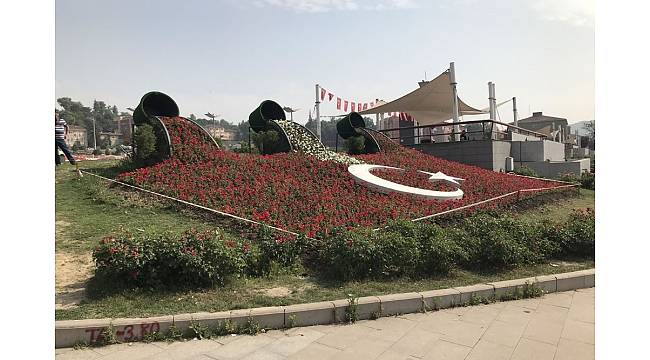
[[55, 288, 595, 360]]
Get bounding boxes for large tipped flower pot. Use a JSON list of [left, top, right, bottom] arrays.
[[133, 91, 180, 125], [336, 112, 365, 139], [249, 100, 286, 133]]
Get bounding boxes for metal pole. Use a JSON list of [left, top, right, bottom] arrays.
[[449, 62, 460, 142], [315, 84, 321, 140], [93, 117, 97, 149], [512, 97, 519, 128], [488, 82, 496, 121], [488, 82, 496, 140], [414, 120, 419, 145]]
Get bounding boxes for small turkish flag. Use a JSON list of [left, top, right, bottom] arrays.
[[344, 100, 349, 112], [320, 88, 326, 101], [336, 97, 341, 110], [351, 102, 356, 112], [328, 93, 334, 101]]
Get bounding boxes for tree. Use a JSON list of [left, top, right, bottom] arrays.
[[305, 117, 342, 149], [584, 120, 595, 150], [133, 124, 157, 163], [57, 97, 92, 126], [237, 121, 251, 142], [93, 100, 116, 133], [58, 97, 121, 146]]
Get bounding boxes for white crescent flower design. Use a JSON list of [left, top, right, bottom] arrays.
[[348, 164, 464, 201]]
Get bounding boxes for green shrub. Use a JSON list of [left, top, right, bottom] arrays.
[[563, 208, 595, 257], [417, 226, 467, 275], [93, 229, 247, 288], [541, 208, 594, 258], [385, 220, 465, 275], [317, 221, 464, 280], [579, 172, 595, 190], [514, 166, 538, 177], [133, 123, 157, 162], [494, 216, 559, 261], [373, 229, 420, 277], [558, 172, 595, 190], [317, 228, 377, 280], [253, 227, 306, 274], [455, 214, 537, 270], [344, 135, 366, 155], [252, 130, 284, 154]]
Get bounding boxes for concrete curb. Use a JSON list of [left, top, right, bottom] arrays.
[[55, 268, 595, 348]]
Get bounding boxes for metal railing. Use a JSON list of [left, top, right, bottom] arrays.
[[377, 119, 548, 145]]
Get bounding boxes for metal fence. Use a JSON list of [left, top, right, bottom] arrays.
[[378, 119, 548, 145]]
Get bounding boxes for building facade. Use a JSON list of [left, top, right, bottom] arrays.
[[205, 126, 238, 142], [115, 115, 133, 144], [66, 125, 87, 148], [98, 132, 123, 147], [516, 112, 571, 143]]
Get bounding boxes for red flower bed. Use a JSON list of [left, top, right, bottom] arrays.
[[118, 129, 565, 236], [159, 116, 219, 163]]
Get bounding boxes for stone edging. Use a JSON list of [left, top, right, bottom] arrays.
[[55, 269, 594, 348]]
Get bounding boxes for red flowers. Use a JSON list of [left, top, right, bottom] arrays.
[[118, 134, 567, 237], [159, 116, 219, 163]]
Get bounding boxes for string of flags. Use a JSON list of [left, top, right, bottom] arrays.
[[319, 86, 415, 121]]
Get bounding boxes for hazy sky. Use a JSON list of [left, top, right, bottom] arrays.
[[55, 0, 594, 124]]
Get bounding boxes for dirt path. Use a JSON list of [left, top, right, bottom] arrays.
[[55, 252, 93, 310], [55, 220, 93, 310]]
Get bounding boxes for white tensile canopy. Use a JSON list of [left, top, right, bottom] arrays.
[[358, 70, 487, 125]]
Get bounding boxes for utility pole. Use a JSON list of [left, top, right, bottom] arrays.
[[449, 62, 460, 142], [512, 97, 519, 127], [315, 84, 321, 140]]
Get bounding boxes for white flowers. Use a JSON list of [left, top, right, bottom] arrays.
[[274, 120, 364, 165]]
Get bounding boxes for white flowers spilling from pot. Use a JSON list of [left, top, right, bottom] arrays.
[[274, 120, 364, 165]]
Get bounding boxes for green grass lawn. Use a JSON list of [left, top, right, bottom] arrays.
[[514, 188, 594, 223], [55, 160, 225, 254], [55, 160, 595, 320]]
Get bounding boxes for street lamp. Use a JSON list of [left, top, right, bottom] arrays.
[[283, 107, 300, 122], [204, 112, 221, 126]]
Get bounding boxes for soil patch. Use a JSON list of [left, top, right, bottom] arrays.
[[257, 287, 293, 297], [55, 252, 93, 309]]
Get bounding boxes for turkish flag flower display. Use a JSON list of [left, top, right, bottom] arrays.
[[118, 124, 565, 238]]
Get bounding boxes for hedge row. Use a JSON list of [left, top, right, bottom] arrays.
[[93, 209, 594, 288]]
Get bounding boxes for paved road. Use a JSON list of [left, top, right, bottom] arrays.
[[55, 288, 595, 360]]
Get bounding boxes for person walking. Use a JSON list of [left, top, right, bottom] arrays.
[[55, 112, 82, 176]]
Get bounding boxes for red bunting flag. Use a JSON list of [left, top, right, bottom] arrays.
[[336, 97, 341, 110], [328, 93, 334, 101], [370, 102, 374, 108], [363, 103, 368, 110], [351, 102, 355, 112], [320, 88, 326, 101], [344, 100, 349, 112]]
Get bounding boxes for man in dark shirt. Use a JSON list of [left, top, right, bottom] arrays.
[[55, 112, 81, 175]]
